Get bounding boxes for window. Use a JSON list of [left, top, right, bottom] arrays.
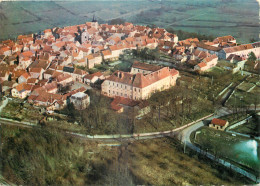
[[109, 90, 110, 93], [117, 84, 118, 87]]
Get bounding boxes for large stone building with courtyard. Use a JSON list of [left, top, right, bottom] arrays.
[[101, 62, 179, 100]]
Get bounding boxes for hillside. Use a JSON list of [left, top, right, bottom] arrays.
[[0, 0, 259, 43]]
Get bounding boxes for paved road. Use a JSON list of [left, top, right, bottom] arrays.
[[1, 101, 260, 182]]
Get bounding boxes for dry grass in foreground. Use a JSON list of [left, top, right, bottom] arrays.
[[127, 138, 252, 185]]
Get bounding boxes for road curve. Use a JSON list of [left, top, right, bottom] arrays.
[[178, 112, 260, 183]]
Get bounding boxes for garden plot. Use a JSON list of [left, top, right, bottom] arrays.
[[237, 82, 255, 92]]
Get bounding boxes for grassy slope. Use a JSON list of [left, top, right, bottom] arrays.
[[0, 125, 119, 185], [1, 125, 252, 185], [127, 138, 252, 185]]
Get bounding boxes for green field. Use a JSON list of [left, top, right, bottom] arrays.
[[226, 75, 260, 107], [0, 0, 259, 43], [191, 127, 260, 175]]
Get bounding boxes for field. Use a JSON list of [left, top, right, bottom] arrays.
[[226, 74, 260, 107], [127, 138, 252, 185], [0, 0, 259, 43], [231, 115, 260, 137], [191, 126, 260, 175]]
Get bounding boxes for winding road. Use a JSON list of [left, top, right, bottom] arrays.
[[1, 96, 259, 183]]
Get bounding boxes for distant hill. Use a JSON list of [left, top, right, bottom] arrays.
[[0, 0, 259, 43]]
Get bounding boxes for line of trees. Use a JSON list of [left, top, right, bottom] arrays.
[[167, 28, 215, 41]]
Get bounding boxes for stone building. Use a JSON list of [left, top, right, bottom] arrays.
[[101, 66, 179, 100], [130, 61, 161, 75], [70, 92, 90, 110], [209, 118, 229, 131]]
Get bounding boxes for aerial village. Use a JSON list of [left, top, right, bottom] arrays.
[[0, 17, 259, 116]]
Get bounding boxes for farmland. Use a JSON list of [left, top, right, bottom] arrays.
[[0, 0, 259, 43]]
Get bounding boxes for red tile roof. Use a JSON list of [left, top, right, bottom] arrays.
[[20, 51, 34, 58], [64, 87, 86, 97], [132, 61, 161, 72], [223, 44, 254, 53], [84, 71, 103, 80], [213, 35, 235, 44], [107, 67, 179, 88], [21, 72, 30, 79], [102, 49, 112, 56], [15, 82, 32, 92], [211, 118, 228, 127], [197, 62, 207, 68]]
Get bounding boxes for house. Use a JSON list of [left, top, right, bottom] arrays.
[[218, 42, 260, 59], [194, 54, 218, 72], [19, 51, 34, 59], [43, 69, 55, 80], [84, 71, 104, 85], [52, 41, 66, 51], [197, 42, 222, 56], [101, 49, 113, 61], [12, 69, 27, 81], [209, 118, 229, 131], [0, 46, 12, 56], [74, 58, 87, 67], [0, 70, 10, 82], [18, 57, 33, 69], [226, 54, 244, 63], [56, 74, 73, 87], [18, 72, 31, 84], [44, 29, 52, 38], [130, 61, 161, 75], [12, 82, 32, 99], [86, 53, 103, 69], [28, 89, 66, 110], [107, 37, 121, 46], [102, 67, 179, 100], [110, 96, 140, 113], [194, 62, 207, 72], [29, 67, 44, 80], [72, 68, 87, 82], [70, 92, 90, 110], [212, 35, 236, 47], [109, 45, 125, 60], [27, 78, 39, 85], [1, 81, 18, 95], [43, 81, 58, 94]]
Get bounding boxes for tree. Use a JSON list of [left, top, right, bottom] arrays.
[[109, 18, 125, 25], [248, 52, 257, 62], [250, 38, 257, 43]]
